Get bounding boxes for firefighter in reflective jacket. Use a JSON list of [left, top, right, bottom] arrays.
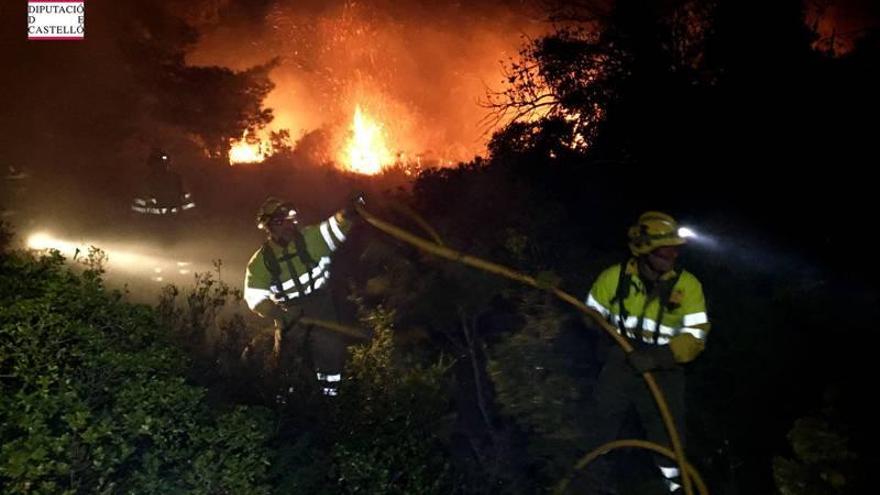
[[131, 149, 195, 216], [244, 196, 359, 396], [582, 211, 710, 494]]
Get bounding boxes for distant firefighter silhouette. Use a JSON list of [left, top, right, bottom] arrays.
[[131, 148, 195, 216]]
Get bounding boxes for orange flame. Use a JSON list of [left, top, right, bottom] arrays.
[[229, 133, 270, 165], [340, 105, 394, 175]]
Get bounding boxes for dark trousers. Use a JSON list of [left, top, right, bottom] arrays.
[[277, 290, 352, 377], [581, 345, 686, 493]]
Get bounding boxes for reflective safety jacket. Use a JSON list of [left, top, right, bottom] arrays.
[[244, 210, 352, 316], [132, 170, 195, 215], [586, 259, 710, 348]]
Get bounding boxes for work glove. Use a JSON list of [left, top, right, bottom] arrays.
[[668, 333, 705, 363], [534, 270, 562, 291], [627, 346, 677, 374]]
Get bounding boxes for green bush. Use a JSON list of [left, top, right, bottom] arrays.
[[0, 249, 272, 494], [327, 307, 453, 495]]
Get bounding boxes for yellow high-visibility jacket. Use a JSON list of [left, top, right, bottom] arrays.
[[244, 210, 352, 317], [586, 259, 710, 362]]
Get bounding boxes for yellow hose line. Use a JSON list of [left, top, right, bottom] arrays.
[[553, 439, 708, 495], [356, 204, 698, 495], [388, 200, 446, 246], [299, 317, 370, 340]]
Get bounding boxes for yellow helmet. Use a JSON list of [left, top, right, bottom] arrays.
[[627, 211, 686, 256], [256, 197, 298, 230]]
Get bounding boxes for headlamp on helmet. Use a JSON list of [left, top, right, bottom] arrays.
[[256, 198, 298, 230], [627, 211, 687, 256]]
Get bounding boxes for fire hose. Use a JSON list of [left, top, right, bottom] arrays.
[[298, 317, 369, 340], [272, 199, 444, 342], [553, 440, 708, 495], [355, 203, 705, 495]]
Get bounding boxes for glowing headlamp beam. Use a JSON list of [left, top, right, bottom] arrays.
[[678, 227, 697, 239]]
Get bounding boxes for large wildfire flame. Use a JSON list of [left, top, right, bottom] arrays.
[[225, 105, 398, 173], [340, 105, 394, 175], [192, 2, 551, 171]]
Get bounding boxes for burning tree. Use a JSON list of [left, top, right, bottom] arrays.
[[112, 3, 279, 160], [157, 60, 278, 159], [484, 26, 629, 154], [485, 0, 718, 157]]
